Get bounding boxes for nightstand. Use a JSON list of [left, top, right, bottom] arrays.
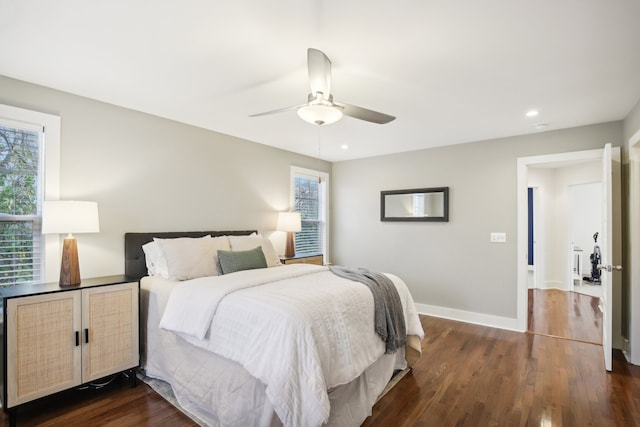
[[280, 254, 324, 265], [0, 275, 139, 427]]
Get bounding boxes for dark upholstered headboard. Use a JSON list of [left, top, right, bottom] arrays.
[[124, 230, 257, 281]]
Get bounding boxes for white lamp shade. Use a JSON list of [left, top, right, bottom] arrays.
[[277, 211, 302, 232], [42, 201, 100, 234], [297, 104, 343, 126]]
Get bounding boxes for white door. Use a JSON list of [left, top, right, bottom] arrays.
[[600, 143, 614, 371]]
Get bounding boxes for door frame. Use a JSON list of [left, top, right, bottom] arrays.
[[516, 148, 612, 331], [629, 129, 640, 365]]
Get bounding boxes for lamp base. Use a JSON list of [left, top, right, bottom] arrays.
[[59, 237, 81, 287], [284, 231, 296, 258]]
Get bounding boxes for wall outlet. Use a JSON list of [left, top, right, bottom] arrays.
[[490, 232, 507, 243]]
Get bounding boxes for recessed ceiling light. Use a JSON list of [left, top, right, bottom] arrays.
[[526, 110, 539, 118], [340, 144, 349, 150], [534, 123, 548, 130]]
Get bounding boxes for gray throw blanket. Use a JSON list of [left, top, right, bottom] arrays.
[[329, 266, 407, 354]]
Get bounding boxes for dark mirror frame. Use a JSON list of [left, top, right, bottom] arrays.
[[380, 187, 449, 222]]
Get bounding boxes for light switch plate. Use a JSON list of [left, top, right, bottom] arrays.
[[490, 232, 507, 243]]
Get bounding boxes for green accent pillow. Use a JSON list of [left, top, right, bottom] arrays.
[[218, 246, 268, 274]]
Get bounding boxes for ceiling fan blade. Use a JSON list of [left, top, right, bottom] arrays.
[[336, 102, 396, 124], [308, 48, 332, 97], [249, 103, 306, 117]]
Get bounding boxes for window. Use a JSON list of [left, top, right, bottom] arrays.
[[291, 167, 329, 259], [0, 123, 43, 284], [0, 105, 60, 285]]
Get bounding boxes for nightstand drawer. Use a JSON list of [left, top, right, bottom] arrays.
[[281, 254, 323, 266]]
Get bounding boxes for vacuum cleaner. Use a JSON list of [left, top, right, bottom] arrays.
[[584, 232, 602, 284]]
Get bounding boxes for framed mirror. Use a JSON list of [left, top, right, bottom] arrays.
[[380, 187, 449, 222]]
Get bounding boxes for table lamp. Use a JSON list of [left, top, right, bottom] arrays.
[[277, 211, 301, 258], [42, 201, 100, 286]]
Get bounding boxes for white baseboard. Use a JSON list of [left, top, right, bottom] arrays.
[[415, 303, 524, 332], [415, 304, 631, 355], [541, 280, 566, 290], [622, 339, 631, 363]]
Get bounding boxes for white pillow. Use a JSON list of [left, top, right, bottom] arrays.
[[209, 235, 232, 273], [154, 235, 231, 280], [142, 241, 168, 277], [228, 235, 281, 268]]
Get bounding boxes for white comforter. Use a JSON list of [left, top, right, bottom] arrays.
[[159, 264, 423, 427]]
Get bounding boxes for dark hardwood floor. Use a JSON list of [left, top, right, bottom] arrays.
[[0, 375, 198, 426], [528, 288, 602, 344], [3, 296, 638, 426], [362, 316, 639, 427]]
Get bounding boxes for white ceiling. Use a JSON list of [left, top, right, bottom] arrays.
[[2, 1, 640, 162]]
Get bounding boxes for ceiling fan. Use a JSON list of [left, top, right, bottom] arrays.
[[250, 48, 396, 126]]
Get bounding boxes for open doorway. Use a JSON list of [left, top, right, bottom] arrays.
[[517, 145, 622, 371], [526, 161, 603, 343]]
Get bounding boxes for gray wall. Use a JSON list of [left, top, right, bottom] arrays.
[[331, 122, 623, 320], [623, 97, 640, 361], [0, 75, 330, 280], [624, 98, 640, 143]]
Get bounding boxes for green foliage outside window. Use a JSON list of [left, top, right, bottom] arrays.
[[294, 175, 323, 255], [0, 126, 41, 285]]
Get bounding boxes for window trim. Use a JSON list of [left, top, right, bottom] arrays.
[[1, 104, 61, 283], [290, 166, 329, 263]]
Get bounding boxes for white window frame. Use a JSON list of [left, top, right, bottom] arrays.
[[0, 104, 61, 283], [290, 166, 329, 263]]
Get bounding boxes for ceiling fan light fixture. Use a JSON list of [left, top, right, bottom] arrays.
[[250, 49, 394, 125], [297, 104, 343, 126]]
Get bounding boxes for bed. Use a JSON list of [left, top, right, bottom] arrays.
[[126, 231, 424, 427]]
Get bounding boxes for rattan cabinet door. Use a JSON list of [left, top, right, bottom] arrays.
[[81, 282, 139, 382], [6, 291, 82, 407]]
